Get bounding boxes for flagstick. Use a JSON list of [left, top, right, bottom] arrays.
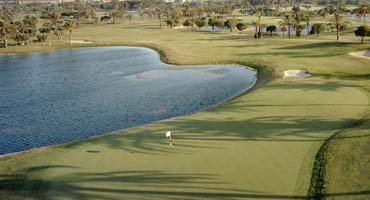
[[169, 135, 172, 146]]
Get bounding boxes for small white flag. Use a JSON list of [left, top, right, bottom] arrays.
[[165, 131, 171, 138]]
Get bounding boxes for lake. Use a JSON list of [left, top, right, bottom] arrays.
[[0, 46, 256, 155]]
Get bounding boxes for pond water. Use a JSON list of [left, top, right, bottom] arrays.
[[0, 46, 256, 155], [197, 25, 312, 35], [344, 15, 370, 21]]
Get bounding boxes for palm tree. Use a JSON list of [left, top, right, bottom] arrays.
[[302, 11, 312, 36], [0, 20, 13, 48], [155, 7, 163, 27], [279, 13, 293, 38], [111, 5, 119, 24], [318, 7, 329, 19], [332, 9, 346, 42], [252, 10, 264, 38], [293, 22, 304, 37], [280, 26, 287, 38], [357, 3, 370, 24], [63, 19, 77, 45], [51, 12, 62, 41], [252, 20, 260, 38]]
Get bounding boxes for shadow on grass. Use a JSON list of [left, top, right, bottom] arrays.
[[274, 41, 358, 50], [63, 115, 366, 157], [1, 165, 369, 200], [262, 81, 352, 91], [60, 81, 367, 154], [237, 50, 344, 58], [196, 34, 251, 41], [121, 24, 163, 30], [315, 72, 370, 81]]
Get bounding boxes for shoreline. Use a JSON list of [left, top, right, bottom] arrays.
[[0, 45, 273, 158]]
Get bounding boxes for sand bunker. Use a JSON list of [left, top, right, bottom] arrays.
[[349, 50, 370, 59], [70, 40, 94, 44], [173, 26, 192, 30], [284, 70, 311, 78]]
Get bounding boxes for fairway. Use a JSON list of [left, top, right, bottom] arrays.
[[0, 20, 370, 200]]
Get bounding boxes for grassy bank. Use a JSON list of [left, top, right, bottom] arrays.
[[0, 20, 369, 200], [309, 112, 370, 200], [323, 113, 370, 200]]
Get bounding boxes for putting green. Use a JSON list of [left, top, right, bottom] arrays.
[[2, 77, 367, 200]]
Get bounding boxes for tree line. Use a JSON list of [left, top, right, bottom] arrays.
[[0, 7, 78, 48], [1, 0, 370, 47]]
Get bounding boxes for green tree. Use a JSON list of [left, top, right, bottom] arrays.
[[182, 18, 193, 29], [36, 34, 48, 43], [110, 0, 126, 24], [11, 21, 34, 46], [155, 7, 163, 27], [354, 25, 370, 43], [252, 20, 260, 38], [255, 10, 263, 38], [127, 13, 133, 22], [331, 9, 346, 42], [51, 12, 62, 41], [266, 25, 276, 36], [0, 20, 13, 48], [111, 4, 123, 24], [280, 25, 287, 38], [310, 23, 324, 36], [208, 17, 217, 31], [294, 23, 304, 37], [195, 18, 206, 30], [236, 22, 247, 32], [357, 3, 370, 24], [0, 7, 13, 22], [279, 13, 293, 38], [63, 19, 77, 45], [84, 3, 99, 25], [302, 11, 312, 36], [22, 15, 37, 28], [166, 18, 177, 28], [225, 18, 237, 32], [215, 20, 224, 29]]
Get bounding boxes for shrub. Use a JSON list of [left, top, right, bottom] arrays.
[[310, 23, 324, 36], [39, 27, 50, 34], [236, 22, 247, 32], [225, 18, 237, 32], [215, 20, 224, 29], [182, 19, 193, 28], [100, 16, 110, 22], [36, 34, 48, 42], [166, 18, 178, 28], [266, 25, 277, 36], [195, 18, 206, 29], [208, 17, 217, 30], [354, 25, 370, 43]]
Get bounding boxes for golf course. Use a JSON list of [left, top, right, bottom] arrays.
[[0, 15, 370, 200]]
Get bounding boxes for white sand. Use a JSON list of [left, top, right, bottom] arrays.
[[349, 50, 370, 59], [283, 69, 311, 78], [173, 26, 192, 30], [70, 40, 94, 44]]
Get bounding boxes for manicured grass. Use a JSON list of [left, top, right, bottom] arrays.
[[320, 112, 370, 200], [0, 20, 369, 200]]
